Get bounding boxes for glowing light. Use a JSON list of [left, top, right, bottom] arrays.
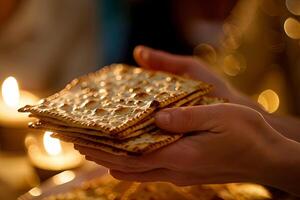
[[53, 170, 76, 185], [28, 187, 42, 197], [43, 131, 62, 156], [221, 23, 241, 50], [193, 43, 217, 63], [228, 184, 271, 199], [1, 76, 20, 108], [286, 0, 300, 15], [222, 54, 246, 76], [258, 89, 280, 113], [284, 17, 300, 39]]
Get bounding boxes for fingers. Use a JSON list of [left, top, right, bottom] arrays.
[[75, 145, 159, 169], [133, 45, 200, 76], [155, 103, 237, 133]]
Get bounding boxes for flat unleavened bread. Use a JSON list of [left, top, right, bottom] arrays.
[[52, 130, 182, 156], [29, 121, 156, 139], [19, 64, 211, 134], [48, 97, 225, 156], [52, 129, 182, 154], [29, 94, 205, 140], [52, 133, 131, 156]]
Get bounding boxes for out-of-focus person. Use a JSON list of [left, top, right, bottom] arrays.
[[0, 0, 99, 92]]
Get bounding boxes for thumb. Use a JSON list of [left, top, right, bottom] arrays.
[[155, 104, 227, 133]]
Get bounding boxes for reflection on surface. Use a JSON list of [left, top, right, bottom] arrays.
[[28, 187, 42, 197], [53, 170, 76, 185]]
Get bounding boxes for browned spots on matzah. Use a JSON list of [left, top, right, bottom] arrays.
[[19, 64, 211, 135]]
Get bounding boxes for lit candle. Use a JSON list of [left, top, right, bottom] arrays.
[[26, 131, 83, 171], [0, 76, 38, 127]]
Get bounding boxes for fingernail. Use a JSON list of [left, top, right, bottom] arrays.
[[156, 111, 171, 125]]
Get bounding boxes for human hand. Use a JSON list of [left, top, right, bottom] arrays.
[[133, 45, 263, 111], [75, 103, 289, 189]]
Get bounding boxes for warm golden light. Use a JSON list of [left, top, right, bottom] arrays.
[[258, 89, 280, 113], [222, 54, 246, 76], [284, 17, 300, 39], [227, 183, 271, 199], [1, 76, 20, 108], [28, 187, 42, 197], [193, 43, 217, 64], [43, 131, 62, 156], [53, 170, 76, 185], [286, 0, 300, 15]]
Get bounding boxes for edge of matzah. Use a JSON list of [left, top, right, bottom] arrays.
[[52, 133, 131, 156], [19, 64, 211, 133]]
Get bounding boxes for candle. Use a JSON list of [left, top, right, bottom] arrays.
[[26, 131, 83, 171], [0, 76, 38, 127]]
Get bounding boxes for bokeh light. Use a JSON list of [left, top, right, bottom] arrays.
[[221, 23, 241, 50], [258, 89, 280, 113], [193, 43, 217, 63], [286, 0, 300, 15], [284, 17, 300, 39], [222, 54, 246, 76]]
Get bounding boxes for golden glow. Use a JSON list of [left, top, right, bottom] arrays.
[[193, 43, 217, 64], [53, 170, 76, 185], [284, 17, 300, 39], [286, 0, 300, 15], [222, 54, 246, 76], [43, 131, 62, 156], [258, 89, 280, 113], [228, 184, 271, 199], [1, 76, 20, 108], [28, 187, 42, 197]]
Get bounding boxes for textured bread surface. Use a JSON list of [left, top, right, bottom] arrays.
[[19, 64, 211, 134]]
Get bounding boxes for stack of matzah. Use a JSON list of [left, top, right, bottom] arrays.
[[19, 64, 225, 156]]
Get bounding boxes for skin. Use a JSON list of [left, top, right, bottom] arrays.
[[75, 46, 300, 196], [0, 0, 18, 27]]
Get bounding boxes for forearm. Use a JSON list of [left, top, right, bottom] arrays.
[[259, 138, 300, 196], [263, 114, 300, 142]]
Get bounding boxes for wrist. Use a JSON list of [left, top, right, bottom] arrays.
[[255, 136, 300, 196]]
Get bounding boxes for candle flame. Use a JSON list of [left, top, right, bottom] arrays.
[[1, 76, 20, 108], [43, 131, 62, 156]]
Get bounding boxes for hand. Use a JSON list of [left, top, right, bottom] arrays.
[[133, 46, 300, 143], [133, 45, 265, 111], [75, 104, 290, 189]]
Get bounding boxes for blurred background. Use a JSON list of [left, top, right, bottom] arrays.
[[0, 0, 300, 199]]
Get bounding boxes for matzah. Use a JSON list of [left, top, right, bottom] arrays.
[[52, 129, 182, 155], [28, 94, 205, 139], [52, 130, 182, 156], [49, 97, 226, 156], [19, 64, 211, 135]]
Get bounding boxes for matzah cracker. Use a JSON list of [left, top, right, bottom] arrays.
[[52, 130, 182, 156], [29, 121, 156, 139], [28, 90, 208, 139], [52, 133, 130, 156], [19, 64, 211, 134], [52, 129, 182, 154]]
